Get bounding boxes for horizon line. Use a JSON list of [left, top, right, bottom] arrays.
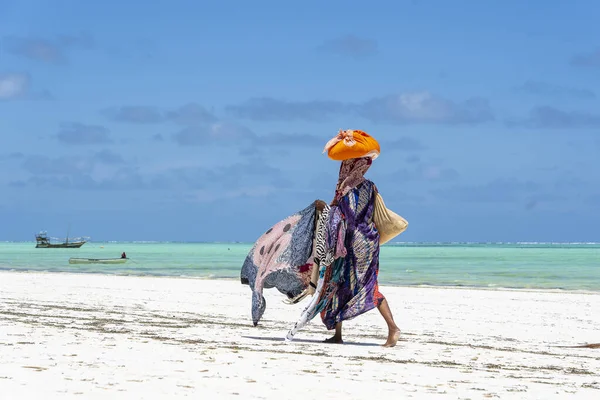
[[2, 241, 600, 245]]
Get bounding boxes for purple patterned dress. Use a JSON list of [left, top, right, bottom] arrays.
[[319, 179, 385, 329]]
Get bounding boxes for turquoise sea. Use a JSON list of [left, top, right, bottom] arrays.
[[1, 242, 599, 292]]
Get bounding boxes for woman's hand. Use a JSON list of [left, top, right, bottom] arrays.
[[314, 199, 327, 212]]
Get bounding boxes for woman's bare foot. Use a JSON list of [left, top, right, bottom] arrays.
[[376, 298, 400, 347], [324, 322, 343, 344], [382, 328, 400, 347], [324, 335, 343, 344]]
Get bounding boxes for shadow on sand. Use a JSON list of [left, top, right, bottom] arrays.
[[242, 335, 381, 347]]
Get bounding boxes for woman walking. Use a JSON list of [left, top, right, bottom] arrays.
[[243, 129, 405, 347], [287, 129, 403, 347]]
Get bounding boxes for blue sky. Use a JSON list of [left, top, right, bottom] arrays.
[[1, 0, 599, 242]]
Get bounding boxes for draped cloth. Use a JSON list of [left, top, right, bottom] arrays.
[[241, 201, 319, 326], [286, 158, 384, 340], [320, 179, 385, 329]]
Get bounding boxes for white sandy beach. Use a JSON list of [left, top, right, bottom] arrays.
[[0, 271, 599, 399]]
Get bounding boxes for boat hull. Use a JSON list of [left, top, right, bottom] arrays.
[[36, 241, 86, 249], [69, 258, 128, 265]]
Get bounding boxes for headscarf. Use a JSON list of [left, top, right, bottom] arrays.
[[332, 157, 372, 204]]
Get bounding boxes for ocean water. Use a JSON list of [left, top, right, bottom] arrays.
[[1, 242, 599, 292]]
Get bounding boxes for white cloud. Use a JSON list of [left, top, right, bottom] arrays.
[[0, 73, 29, 100], [360, 92, 493, 125], [226, 92, 493, 125]]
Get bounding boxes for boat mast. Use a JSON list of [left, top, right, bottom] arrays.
[[66, 223, 71, 245]]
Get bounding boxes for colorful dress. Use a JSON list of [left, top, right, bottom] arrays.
[[319, 178, 385, 329], [286, 157, 385, 339]]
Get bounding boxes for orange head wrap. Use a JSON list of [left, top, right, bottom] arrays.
[[323, 129, 380, 161]]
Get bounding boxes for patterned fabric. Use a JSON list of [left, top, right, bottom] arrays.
[[320, 179, 385, 330], [240, 202, 318, 326], [333, 157, 372, 204], [313, 205, 334, 267], [286, 162, 386, 340], [285, 204, 332, 340]]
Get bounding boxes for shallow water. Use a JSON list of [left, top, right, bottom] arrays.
[[1, 242, 599, 291]]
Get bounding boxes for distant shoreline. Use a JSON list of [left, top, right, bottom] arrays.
[[2, 241, 600, 246]]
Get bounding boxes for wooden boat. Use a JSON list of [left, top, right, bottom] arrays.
[[35, 231, 89, 248], [68, 257, 128, 265]]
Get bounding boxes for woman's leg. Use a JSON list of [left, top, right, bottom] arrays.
[[324, 322, 343, 344], [377, 298, 400, 347]]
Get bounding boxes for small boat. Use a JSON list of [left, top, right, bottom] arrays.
[[35, 231, 89, 249], [69, 257, 128, 265]]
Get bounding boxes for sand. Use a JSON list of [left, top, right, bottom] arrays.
[[0, 271, 599, 399]]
